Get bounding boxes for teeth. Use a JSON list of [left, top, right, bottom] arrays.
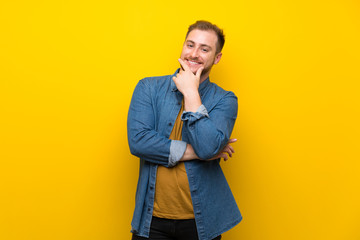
[[188, 60, 199, 64]]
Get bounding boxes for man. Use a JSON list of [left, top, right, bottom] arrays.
[[127, 20, 242, 240]]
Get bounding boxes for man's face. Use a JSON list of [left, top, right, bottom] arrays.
[[180, 29, 222, 77]]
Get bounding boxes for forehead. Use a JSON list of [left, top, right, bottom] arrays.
[[185, 29, 218, 48]]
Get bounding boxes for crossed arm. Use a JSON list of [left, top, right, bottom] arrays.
[[180, 139, 236, 162], [127, 59, 237, 167]]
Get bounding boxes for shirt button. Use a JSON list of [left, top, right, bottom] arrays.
[[148, 208, 151, 211], [168, 122, 172, 126], [150, 186, 154, 190], [177, 102, 181, 105]]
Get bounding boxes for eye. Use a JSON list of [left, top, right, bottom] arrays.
[[201, 48, 209, 52], [187, 44, 194, 48]]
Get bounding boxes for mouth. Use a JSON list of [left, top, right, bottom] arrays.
[[185, 59, 202, 66]]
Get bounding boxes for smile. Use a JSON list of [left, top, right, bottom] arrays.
[[187, 60, 202, 65]]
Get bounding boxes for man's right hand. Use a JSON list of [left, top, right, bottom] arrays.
[[172, 59, 204, 112]]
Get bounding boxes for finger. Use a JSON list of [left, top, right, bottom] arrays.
[[228, 138, 237, 143], [219, 153, 228, 161], [226, 148, 233, 157], [195, 66, 204, 78], [228, 145, 235, 153], [178, 58, 190, 71], [222, 146, 231, 156]]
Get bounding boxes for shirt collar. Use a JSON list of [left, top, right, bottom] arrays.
[[170, 68, 210, 94]]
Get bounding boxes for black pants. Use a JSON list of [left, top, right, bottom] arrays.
[[132, 216, 222, 240]]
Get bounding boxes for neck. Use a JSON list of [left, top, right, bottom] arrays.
[[200, 71, 210, 84]]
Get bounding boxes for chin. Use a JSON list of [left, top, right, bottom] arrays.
[[190, 69, 198, 74], [189, 66, 201, 74]]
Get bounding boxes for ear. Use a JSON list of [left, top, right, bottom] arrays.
[[214, 52, 222, 65]]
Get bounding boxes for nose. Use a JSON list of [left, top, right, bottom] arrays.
[[190, 48, 199, 58]]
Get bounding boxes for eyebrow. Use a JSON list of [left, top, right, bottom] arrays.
[[186, 40, 212, 50]]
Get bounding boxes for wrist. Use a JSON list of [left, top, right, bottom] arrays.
[[183, 91, 201, 112], [182, 88, 199, 98], [180, 144, 199, 161]]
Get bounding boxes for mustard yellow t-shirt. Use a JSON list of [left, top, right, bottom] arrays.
[[153, 103, 194, 219]]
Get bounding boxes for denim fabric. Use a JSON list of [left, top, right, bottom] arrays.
[[127, 69, 242, 240]]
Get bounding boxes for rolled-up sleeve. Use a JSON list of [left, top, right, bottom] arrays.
[[181, 104, 209, 122], [168, 140, 187, 167]]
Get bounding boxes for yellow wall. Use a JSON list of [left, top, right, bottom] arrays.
[[1, 0, 359, 239]]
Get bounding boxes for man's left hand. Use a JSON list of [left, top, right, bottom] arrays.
[[209, 138, 237, 161]]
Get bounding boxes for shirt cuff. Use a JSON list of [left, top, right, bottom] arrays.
[[181, 104, 209, 121], [168, 140, 187, 167]]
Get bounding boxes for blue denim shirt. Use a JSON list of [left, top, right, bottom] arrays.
[[127, 69, 242, 240]]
